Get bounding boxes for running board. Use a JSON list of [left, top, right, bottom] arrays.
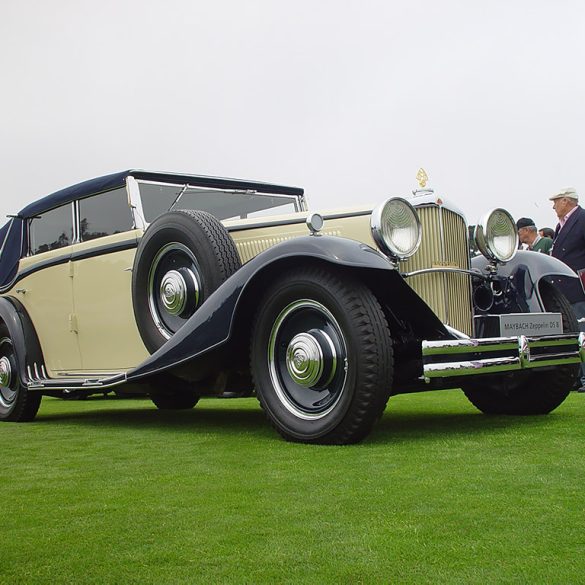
[[25, 363, 127, 391]]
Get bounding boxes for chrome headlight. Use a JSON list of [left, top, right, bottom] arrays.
[[475, 208, 518, 263], [371, 197, 422, 260]]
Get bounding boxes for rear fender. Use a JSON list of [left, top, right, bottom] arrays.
[[0, 296, 44, 385], [127, 236, 448, 382]]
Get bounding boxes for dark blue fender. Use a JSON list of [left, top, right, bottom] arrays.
[[0, 296, 44, 385], [471, 250, 578, 314], [127, 235, 447, 382]]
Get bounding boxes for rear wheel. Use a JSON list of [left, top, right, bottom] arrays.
[[250, 267, 393, 444], [148, 375, 200, 410], [463, 284, 578, 414], [0, 324, 42, 422]]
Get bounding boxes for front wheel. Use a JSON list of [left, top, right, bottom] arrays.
[[250, 267, 393, 444], [463, 283, 578, 414], [0, 324, 42, 422]]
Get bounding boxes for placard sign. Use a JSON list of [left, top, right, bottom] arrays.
[[499, 313, 563, 336]]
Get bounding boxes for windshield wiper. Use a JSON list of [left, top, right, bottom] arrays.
[[169, 184, 189, 211]]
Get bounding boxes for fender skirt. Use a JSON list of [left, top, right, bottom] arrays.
[[127, 236, 447, 382]]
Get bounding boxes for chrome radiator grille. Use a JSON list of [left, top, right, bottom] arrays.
[[401, 205, 473, 336]]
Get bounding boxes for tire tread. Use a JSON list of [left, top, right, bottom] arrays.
[[251, 266, 393, 444]]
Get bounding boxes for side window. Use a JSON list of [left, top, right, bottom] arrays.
[[29, 204, 73, 255], [79, 188, 134, 242]]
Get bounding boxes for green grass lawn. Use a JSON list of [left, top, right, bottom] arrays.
[[1, 390, 584, 584]]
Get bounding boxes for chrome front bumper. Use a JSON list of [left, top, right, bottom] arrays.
[[422, 332, 585, 381]]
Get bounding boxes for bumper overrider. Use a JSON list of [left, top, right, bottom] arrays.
[[422, 332, 585, 382]]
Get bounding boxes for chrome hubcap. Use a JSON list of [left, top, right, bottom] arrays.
[[268, 299, 347, 420], [286, 333, 324, 387], [0, 356, 11, 388], [148, 242, 202, 339], [160, 270, 188, 315]]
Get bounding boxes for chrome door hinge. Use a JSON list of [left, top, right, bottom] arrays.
[[68, 313, 78, 333]]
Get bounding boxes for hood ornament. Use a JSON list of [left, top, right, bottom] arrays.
[[416, 168, 428, 188], [413, 168, 434, 198]]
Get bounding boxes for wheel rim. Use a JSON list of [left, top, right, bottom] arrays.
[[268, 300, 348, 420], [0, 337, 17, 408], [148, 243, 202, 339]]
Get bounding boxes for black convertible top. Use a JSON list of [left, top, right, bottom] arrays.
[[0, 170, 304, 290], [18, 170, 304, 219]]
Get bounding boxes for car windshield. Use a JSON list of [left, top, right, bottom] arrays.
[[138, 181, 301, 223]]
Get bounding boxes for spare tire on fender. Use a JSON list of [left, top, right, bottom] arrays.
[[132, 210, 241, 353]]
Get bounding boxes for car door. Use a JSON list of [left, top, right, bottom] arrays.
[[70, 188, 149, 373], [15, 203, 82, 374]]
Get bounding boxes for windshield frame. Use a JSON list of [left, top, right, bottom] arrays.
[[135, 179, 307, 227]]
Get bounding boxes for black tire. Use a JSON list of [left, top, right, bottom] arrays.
[[250, 267, 393, 444], [148, 375, 200, 410], [463, 283, 578, 415], [132, 210, 241, 353], [0, 324, 42, 422]]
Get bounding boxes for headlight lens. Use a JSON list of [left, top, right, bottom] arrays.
[[371, 197, 422, 260], [475, 208, 518, 263]]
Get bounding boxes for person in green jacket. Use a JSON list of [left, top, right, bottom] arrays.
[[516, 217, 553, 254]]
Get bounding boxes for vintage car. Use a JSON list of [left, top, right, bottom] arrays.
[[0, 170, 583, 444]]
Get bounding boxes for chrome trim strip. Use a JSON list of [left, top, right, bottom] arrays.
[[25, 372, 127, 391], [409, 195, 467, 219], [444, 325, 470, 339], [579, 332, 585, 362], [225, 210, 372, 233], [72, 201, 80, 243], [437, 205, 450, 325], [322, 210, 372, 220], [403, 267, 486, 279], [424, 354, 581, 379], [423, 334, 577, 355], [422, 333, 584, 380], [137, 178, 255, 191], [226, 216, 312, 232], [4, 238, 138, 292]]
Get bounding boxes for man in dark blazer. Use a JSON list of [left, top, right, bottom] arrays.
[[550, 186, 585, 390]]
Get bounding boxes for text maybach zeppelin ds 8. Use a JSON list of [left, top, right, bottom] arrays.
[[0, 169, 583, 444]]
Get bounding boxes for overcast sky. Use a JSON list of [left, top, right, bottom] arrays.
[[2, 0, 585, 231]]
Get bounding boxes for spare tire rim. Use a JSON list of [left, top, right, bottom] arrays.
[[148, 243, 202, 339], [268, 299, 348, 420]]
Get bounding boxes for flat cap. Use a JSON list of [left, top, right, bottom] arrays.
[[516, 217, 536, 229], [549, 187, 578, 201]]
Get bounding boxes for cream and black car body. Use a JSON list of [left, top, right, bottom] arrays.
[[0, 170, 583, 444]]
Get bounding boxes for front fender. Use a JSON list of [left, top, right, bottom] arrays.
[[127, 236, 444, 381], [472, 250, 578, 313]]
